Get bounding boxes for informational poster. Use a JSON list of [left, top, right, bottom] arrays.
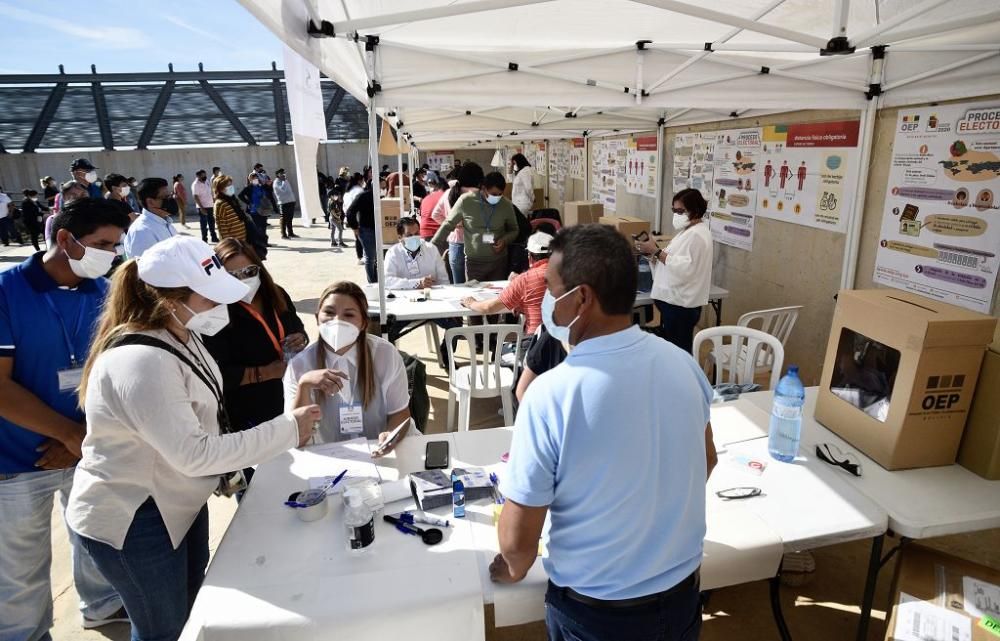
[[426, 151, 454, 173], [672, 132, 715, 202], [534, 142, 547, 177], [708, 128, 761, 251], [625, 136, 658, 197], [569, 138, 586, 180], [757, 120, 860, 232], [548, 139, 569, 206], [591, 138, 624, 212], [874, 101, 1000, 313]]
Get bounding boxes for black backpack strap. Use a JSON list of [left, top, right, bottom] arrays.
[[108, 333, 223, 403]]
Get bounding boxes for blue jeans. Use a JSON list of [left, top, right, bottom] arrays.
[[448, 242, 466, 284], [654, 300, 702, 355], [0, 468, 122, 641], [197, 208, 218, 243], [359, 227, 377, 283], [544, 573, 701, 641], [79, 498, 209, 641]]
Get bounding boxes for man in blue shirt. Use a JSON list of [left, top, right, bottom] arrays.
[[124, 177, 176, 258], [69, 158, 103, 200], [492, 224, 717, 641], [0, 198, 129, 639]]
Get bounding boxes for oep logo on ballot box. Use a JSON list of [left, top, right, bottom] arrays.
[[921, 374, 966, 411]]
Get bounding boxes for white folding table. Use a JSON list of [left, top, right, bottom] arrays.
[[742, 387, 1000, 641]]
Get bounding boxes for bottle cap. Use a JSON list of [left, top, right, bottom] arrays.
[[345, 489, 362, 507], [788, 365, 799, 375]]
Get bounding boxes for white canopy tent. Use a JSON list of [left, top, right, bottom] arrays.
[[238, 0, 1000, 320]]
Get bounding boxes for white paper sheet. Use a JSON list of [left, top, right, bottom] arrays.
[[963, 576, 1000, 620], [894, 593, 972, 641], [305, 438, 381, 486]]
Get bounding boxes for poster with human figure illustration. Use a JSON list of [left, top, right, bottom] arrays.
[[708, 128, 760, 250]]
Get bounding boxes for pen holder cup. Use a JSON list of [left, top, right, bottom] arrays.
[[290, 490, 328, 522]]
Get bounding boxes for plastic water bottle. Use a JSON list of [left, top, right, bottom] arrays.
[[451, 473, 466, 519], [768, 365, 806, 462], [344, 489, 375, 551]]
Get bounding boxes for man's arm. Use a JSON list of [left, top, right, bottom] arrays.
[[493, 500, 549, 582], [462, 297, 508, 315], [705, 422, 717, 480], [515, 364, 538, 403], [383, 250, 418, 290], [0, 357, 85, 456]]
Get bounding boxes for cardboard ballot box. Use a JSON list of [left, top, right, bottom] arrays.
[[378, 198, 405, 245], [599, 215, 652, 241], [815, 289, 997, 470], [392, 185, 410, 202], [503, 185, 545, 211], [885, 545, 1000, 641], [958, 325, 1000, 480], [563, 201, 604, 226]]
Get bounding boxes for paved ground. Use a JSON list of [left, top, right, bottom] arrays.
[[2, 217, 996, 641]]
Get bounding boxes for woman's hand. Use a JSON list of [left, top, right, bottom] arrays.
[[635, 238, 658, 256], [283, 332, 309, 354], [298, 369, 347, 395], [292, 405, 323, 447]]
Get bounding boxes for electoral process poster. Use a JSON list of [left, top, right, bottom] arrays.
[[874, 101, 1000, 313], [708, 128, 761, 250]]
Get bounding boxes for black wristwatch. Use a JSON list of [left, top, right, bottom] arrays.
[[654, 248, 664, 260]]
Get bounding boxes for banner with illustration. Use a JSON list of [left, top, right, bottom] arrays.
[[426, 151, 454, 173], [533, 142, 547, 177], [591, 138, 626, 212], [569, 138, 586, 180], [625, 136, 658, 197], [874, 101, 1000, 313], [707, 128, 761, 251], [756, 120, 860, 232], [672, 132, 715, 203]]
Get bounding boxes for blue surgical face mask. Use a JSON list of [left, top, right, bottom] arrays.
[[403, 236, 422, 252], [485, 194, 502, 206], [541, 286, 580, 344]]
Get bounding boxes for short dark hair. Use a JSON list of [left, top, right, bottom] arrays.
[[550, 225, 637, 315], [23, 189, 38, 197], [104, 173, 128, 189], [483, 171, 506, 191], [50, 197, 130, 243], [276, 168, 285, 174], [396, 216, 420, 235], [401, 163, 409, 172], [212, 166, 221, 173], [672, 188, 708, 219], [196, 169, 207, 176], [138, 177, 169, 208]]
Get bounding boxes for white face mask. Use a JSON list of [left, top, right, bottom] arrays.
[[319, 319, 360, 351], [672, 213, 689, 231], [67, 236, 116, 279], [240, 275, 261, 304], [251, 179, 260, 186], [119, 185, 131, 197], [224, 185, 236, 197], [181, 303, 230, 337], [84, 170, 98, 184]]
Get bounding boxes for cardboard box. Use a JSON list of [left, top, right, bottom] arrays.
[[599, 215, 651, 241], [378, 198, 405, 245], [958, 345, 1000, 480], [885, 545, 1000, 641], [503, 185, 545, 212], [563, 201, 604, 226], [392, 185, 410, 201], [815, 289, 997, 470]]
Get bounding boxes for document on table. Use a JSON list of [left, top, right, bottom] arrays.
[[963, 576, 1000, 620], [893, 593, 971, 641], [305, 437, 381, 490]]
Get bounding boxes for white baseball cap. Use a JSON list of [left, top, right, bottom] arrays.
[[137, 236, 249, 304], [527, 231, 554, 255]]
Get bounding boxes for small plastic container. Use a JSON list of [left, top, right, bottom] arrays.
[[288, 489, 328, 522], [342, 478, 384, 513]]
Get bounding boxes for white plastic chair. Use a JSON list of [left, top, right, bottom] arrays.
[[424, 323, 440, 355], [694, 326, 785, 391], [715, 305, 801, 380], [445, 324, 524, 431]]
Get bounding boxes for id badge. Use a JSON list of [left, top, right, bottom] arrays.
[[339, 403, 364, 435], [57, 367, 84, 392], [483, 232, 495, 245]]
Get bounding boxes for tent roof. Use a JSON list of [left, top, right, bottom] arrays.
[[239, 0, 1000, 146]]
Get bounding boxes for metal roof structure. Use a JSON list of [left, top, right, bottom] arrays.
[[0, 64, 369, 153]]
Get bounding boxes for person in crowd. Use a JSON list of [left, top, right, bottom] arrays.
[[0, 186, 17, 247], [385, 163, 410, 197], [509, 153, 535, 216], [124, 178, 176, 258], [461, 231, 552, 336], [515, 325, 567, 403], [430, 168, 472, 283], [239, 172, 268, 240], [379, 164, 391, 180], [41, 176, 59, 208], [69, 158, 103, 200], [273, 168, 298, 240], [0, 199, 130, 640], [384, 216, 458, 367], [191, 169, 219, 244], [334, 166, 351, 194], [636, 188, 714, 354], [123, 178, 141, 214], [66, 235, 321, 641], [212, 175, 264, 257], [411, 168, 428, 202], [20, 189, 46, 251], [203, 239, 307, 489], [284, 281, 413, 448], [252, 163, 279, 213], [432, 168, 518, 283], [491, 225, 716, 641], [343, 172, 366, 264], [327, 184, 346, 248], [172, 175, 188, 227], [419, 176, 447, 242], [104, 173, 137, 222], [344, 170, 379, 283], [45, 181, 88, 246]]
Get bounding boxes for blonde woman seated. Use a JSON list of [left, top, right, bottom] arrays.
[[283, 281, 416, 454]]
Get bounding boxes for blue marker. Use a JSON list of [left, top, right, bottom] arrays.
[[451, 473, 466, 518]]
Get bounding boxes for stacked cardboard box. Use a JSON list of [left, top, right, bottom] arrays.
[[563, 202, 604, 226], [958, 324, 1000, 479], [599, 215, 652, 241]]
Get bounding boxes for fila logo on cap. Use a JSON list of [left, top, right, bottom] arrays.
[[201, 255, 223, 276]]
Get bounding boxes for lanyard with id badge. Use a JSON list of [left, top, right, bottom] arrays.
[[479, 197, 497, 245], [338, 373, 364, 436], [43, 293, 86, 393]]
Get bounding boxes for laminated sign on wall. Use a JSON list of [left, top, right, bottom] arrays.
[[874, 101, 1000, 314], [708, 128, 761, 251], [672, 133, 715, 204], [427, 152, 454, 173], [625, 136, 658, 198], [569, 139, 586, 180]]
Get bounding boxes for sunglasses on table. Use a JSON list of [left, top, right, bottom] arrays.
[[227, 264, 261, 280], [815, 443, 863, 477]]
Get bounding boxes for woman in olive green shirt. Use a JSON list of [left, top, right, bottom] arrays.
[[432, 169, 518, 281]]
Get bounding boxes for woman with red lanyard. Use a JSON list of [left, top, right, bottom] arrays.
[[203, 239, 308, 487]]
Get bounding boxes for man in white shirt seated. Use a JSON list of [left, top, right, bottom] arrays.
[[384, 216, 459, 369]]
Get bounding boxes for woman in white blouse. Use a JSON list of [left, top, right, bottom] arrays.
[[509, 153, 535, 215], [636, 188, 714, 354], [284, 280, 414, 450], [67, 236, 320, 641]]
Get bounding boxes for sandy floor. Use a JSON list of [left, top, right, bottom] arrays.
[[1, 216, 995, 641]]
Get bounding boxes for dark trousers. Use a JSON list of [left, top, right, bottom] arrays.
[[0, 217, 21, 245], [544, 573, 701, 641], [251, 213, 269, 245], [280, 202, 296, 238], [654, 300, 702, 355], [198, 207, 219, 243], [25, 224, 42, 251], [358, 227, 377, 283], [352, 227, 364, 259], [80, 498, 209, 641]]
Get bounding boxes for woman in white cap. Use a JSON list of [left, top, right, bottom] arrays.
[[66, 236, 321, 641]]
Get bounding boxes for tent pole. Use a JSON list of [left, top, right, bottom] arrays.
[[882, 51, 1000, 92], [333, 0, 556, 32], [584, 134, 591, 202], [397, 118, 405, 219], [365, 51, 387, 327], [849, 0, 950, 48], [655, 117, 665, 231], [875, 9, 1000, 47], [831, 0, 850, 40]]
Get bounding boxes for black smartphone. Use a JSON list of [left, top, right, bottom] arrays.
[[425, 441, 450, 470], [632, 231, 650, 242]]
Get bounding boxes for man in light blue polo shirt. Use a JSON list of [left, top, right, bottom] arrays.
[[0, 199, 129, 639], [123, 177, 176, 258], [492, 224, 717, 641]]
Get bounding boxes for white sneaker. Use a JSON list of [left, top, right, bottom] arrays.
[[82, 606, 129, 629]]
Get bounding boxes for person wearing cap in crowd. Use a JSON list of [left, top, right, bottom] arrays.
[[0, 198, 130, 640], [66, 236, 322, 641], [272, 168, 298, 240], [69, 158, 103, 200], [123, 178, 177, 258], [461, 231, 554, 337]]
